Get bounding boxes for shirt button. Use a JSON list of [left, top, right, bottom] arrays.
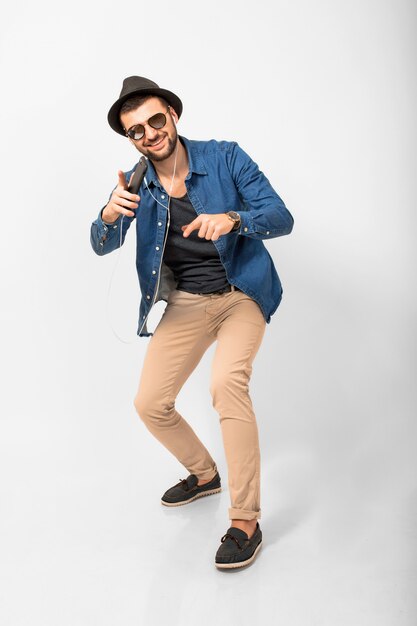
[[266, 231, 270, 235], [113, 225, 117, 229], [158, 222, 162, 226], [161, 195, 165, 199], [244, 227, 248, 232], [146, 295, 150, 300], [152, 270, 156, 275], [155, 246, 160, 250], [142, 315, 146, 319]]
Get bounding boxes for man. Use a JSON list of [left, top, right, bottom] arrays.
[[90, 76, 294, 569]]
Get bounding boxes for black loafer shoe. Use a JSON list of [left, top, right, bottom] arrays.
[[215, 522, 262, 569], [161, 472, 221, 507]]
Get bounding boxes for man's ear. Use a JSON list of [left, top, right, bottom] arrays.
[[169, 106, 179, 124]]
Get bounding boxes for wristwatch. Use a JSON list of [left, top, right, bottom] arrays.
[[226, 211, 241, 232]]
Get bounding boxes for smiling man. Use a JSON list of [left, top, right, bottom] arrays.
[[90, 76, 294, 570]]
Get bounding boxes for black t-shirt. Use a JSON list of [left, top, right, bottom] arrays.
[[163, 192, 230, 294]]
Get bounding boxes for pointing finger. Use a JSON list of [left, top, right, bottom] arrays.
[[117, 170, 127, 189], [182, 217, 201, 237]]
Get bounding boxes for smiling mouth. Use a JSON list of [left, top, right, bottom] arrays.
[[146, 137, 164, 148]]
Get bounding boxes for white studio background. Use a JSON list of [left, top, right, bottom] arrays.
[[0, 1, 415, 625]]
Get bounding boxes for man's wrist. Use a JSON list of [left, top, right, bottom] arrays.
[[226, 211, 241, 232], [101, 207, 119, 225]]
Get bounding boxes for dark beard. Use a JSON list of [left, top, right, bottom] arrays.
[[146, 131, 178, 162]]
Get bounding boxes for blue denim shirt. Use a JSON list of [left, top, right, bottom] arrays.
[[90, 135, 294, 337]]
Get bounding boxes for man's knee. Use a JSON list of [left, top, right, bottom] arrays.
[[133, 392, 158, 420], [133, 392, 175, 424], [210, 370, 250, 405]]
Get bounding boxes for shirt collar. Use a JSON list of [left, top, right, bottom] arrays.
[[145, 135, 207, 189]]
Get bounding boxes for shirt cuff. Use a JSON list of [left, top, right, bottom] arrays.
[[236, 211, 254, 235]]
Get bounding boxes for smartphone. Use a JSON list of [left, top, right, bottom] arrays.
[[128, 156, 148, 195]]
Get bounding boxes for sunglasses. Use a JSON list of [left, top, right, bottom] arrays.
[[125, 107, 171, 140]]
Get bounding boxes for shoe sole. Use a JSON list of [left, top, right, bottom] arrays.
[[215, 540, 262, 569], [161, 486, 222, 507]]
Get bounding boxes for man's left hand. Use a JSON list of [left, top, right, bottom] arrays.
[[181, 213, 236, 241]]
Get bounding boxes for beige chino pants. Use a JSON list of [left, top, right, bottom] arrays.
[[134, 285, 266, 521]]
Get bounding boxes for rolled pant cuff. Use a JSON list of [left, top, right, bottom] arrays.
[[229, 507, 261, 521], [195, 465, 218, 481]]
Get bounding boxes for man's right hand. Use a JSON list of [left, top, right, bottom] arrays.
[[101, 170, 140, 224]]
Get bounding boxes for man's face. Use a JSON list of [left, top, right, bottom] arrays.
[[120, 97, 179, 162]]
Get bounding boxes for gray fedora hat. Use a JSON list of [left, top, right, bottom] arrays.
[[107, 76, 183, 136]]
